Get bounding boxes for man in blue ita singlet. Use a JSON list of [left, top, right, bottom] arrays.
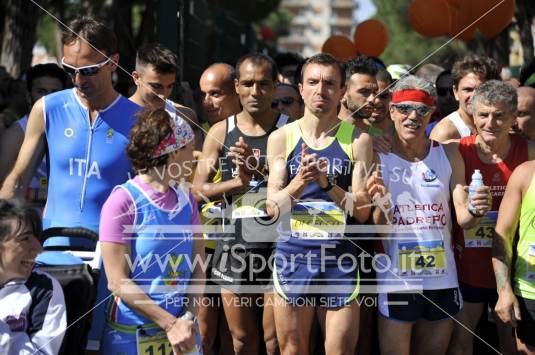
[[0, 17, 141, 249], [0, 17, 142, 352], [368, 75, 492, 355], [266, 53, 374, 354]]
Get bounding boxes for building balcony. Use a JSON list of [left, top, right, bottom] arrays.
[[278, 35, 306, 46], [329, 17, 354, 27]]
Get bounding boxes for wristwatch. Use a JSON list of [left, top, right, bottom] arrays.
[[320, 179, 334, 193]]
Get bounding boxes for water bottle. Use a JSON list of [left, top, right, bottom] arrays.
[[468, 169, 483, 213], [181, 311, 204, 355]]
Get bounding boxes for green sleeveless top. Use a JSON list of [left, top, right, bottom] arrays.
[[514, 173, 535, 300]]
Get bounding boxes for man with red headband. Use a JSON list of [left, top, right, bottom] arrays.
[[368, 76, 492, 355]]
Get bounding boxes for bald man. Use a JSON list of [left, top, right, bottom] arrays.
[[199, 63, 241, 126], [196, 62, 240, 354], [513, 86, 535, 140]]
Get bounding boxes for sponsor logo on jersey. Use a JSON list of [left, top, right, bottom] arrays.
[[422, 169, 437, 182]]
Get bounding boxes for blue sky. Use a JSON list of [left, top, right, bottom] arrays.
[[355, 0, 377, 22]]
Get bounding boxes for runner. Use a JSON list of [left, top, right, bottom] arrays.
[[197, 62, 241, 354], [371, 69, 394, 135], [199, 63, 241, 127], [0, 16, 142, 351], [512, 86, 535, 140], [266, 53, 374, 354], [272, 83, 304, 121], [0, 64, 69, 204], [450, 80, 535, 355], [99, 107, 204, 355], [339, 55, 386, 355], [129, 42, 198, 145], [430, 55, 499, 143], [370, 75, 492, 355], [193, 53, 288, 355], [493, 160, 535, 355], [339, 55, 379, 132], [0, 16, 141, 243]]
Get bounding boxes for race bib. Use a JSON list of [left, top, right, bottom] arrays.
[[527, 244, 535, 281], [398, 240, 447, 277], [290, 201, 346, 239], [136, 328, 172, 355], [464, 211, 497, 248], [231, 182, 268, 219], [136, 322, 203, 355]]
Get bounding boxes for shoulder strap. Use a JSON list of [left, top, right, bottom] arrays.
[[335, 121, 354, 161], [285, 121, 301, 160], [227, 115, 235, 134], [447, 112, 471, 137], [276, 113, 289, 128]]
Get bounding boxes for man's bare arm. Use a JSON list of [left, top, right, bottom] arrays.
[[191, 121, 249, 203], [430, 118, 460, 144], [0, 98, 46, 198], [493, 163, 527, 291], [266, 127, 303, 218], [492, 162, 530, 327], [444, 141, 490, 229]]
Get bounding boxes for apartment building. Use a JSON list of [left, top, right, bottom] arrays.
[[278, 0, 356, 56]]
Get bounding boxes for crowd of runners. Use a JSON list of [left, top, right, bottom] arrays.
[[1, 14, 535, 355]]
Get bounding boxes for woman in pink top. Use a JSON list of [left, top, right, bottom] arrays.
[[99, 108, 205, 355]]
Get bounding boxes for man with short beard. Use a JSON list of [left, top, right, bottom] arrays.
[[430, 55, 499, 142], [368, 69, 394, 135], [339, 56, 379, 131]]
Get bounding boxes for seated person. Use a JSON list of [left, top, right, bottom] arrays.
[[0, 198, 66, 355]]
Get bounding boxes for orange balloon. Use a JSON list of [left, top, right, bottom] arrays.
[[449, 4, 477, 41], [321, 35, 357, 62], [408, 0, 452, 37], [474, 0, 515, 38], [353, 19, 388, 57]]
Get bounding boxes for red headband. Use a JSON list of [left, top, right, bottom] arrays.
[[391, 89, 435, 106]]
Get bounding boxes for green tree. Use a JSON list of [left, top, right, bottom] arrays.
[[373, 0, 467, 69]]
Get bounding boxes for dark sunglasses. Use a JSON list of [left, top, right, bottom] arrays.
[[392, 103, 432, 116], [437, 87, 453, 96], [61, 57, 112, 77], [272, 97, 296, 108]]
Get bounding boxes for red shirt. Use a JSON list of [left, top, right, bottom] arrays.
[[454, 135, 528, 289]]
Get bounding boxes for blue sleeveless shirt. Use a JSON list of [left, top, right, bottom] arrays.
[[106, 179, 195, 327], [42, 89, 141, 247], [276, 121, 360, 263]]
